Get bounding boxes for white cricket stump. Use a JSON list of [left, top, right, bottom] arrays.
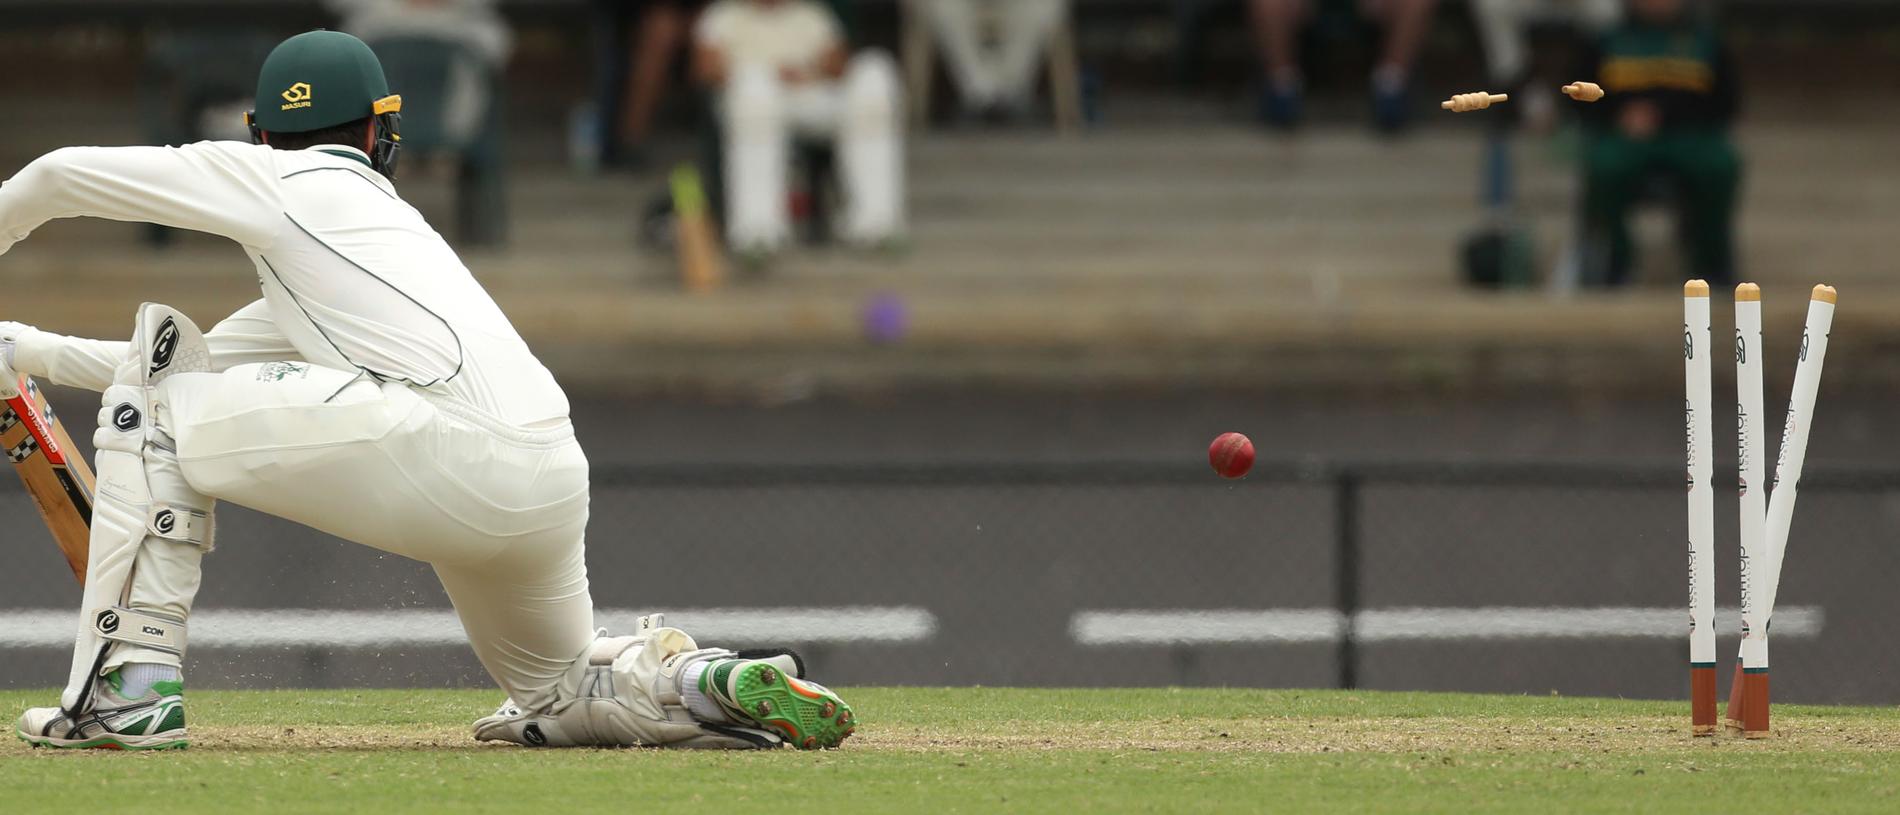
[[1683, 280, 1718, 735], [1745, 284, 1837, 739], [1727, 282, 1768, 735]]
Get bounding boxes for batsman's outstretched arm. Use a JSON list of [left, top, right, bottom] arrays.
[[2, 323, 119, 391], [5, 300, 304, 393], [0, 142, 285, 257]]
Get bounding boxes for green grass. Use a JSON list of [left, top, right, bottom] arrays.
[[4, 688, 1898, 813]]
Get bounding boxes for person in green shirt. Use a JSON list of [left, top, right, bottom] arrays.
[[1578, 0, 1739, 287]]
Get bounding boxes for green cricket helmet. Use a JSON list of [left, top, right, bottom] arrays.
[[246, 30, 404, 178]]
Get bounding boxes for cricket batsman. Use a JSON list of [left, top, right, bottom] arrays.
[[0, 30, 852, 751]]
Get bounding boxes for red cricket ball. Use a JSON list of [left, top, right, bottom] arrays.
[[1208, 432, 1255, 479]]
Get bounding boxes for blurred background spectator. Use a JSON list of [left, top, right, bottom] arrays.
[[1249, 0, 1441, 132], [1577, 0, 1739, 287], [1459, 0, 1621, 290], [1469, 0, 1620, 129], [588, 0, 707, 169], [334, 0, 513, 244], [332, 0, 513, 129], [693, 0, 903, 257], [913, 0, 1070, 124]]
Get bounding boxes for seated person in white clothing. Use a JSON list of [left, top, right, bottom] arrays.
[[693, 0, 905, 255]]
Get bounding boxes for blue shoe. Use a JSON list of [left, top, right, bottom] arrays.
[[1259, 81, 1303, 130], [1371, 78, 1410, 134]]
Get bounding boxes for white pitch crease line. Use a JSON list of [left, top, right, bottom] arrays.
[[0, 606, 937, 649], [1071, 606, 1825, 646]]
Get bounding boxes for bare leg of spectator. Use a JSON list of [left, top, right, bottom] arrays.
[[1366, 0, 1437, 133], [1372, 0, 1436, 78], [721, 63, 792, 253], [991, 0, 1068, 112], [1248, 0, 1308, 128], [1249, 0, 1304, 79], [619, 1, 689, 157], [923, 0, 1001, 111], [835, 52, 906, 244]]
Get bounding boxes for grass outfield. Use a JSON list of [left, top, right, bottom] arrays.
[[3, 688, 1898, 813]]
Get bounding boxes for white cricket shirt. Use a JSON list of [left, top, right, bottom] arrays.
[[697, 0, 842, 73], [0, 141, 568, 428]]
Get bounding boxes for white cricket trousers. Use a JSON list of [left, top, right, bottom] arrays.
[[161, 362, 594, 711], [921, 0, 1068, 108], [719, 51, 905, 251]]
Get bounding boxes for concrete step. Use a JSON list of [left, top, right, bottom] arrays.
[[4, 99, 1897, 392]]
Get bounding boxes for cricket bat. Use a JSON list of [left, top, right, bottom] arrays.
[[2, 373, 94, 583], [671, 164, 726, 294]]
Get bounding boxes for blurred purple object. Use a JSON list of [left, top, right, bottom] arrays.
[[862, 293, 909, 344]]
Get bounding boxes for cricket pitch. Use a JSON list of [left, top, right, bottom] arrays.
[[4, 687, 1898, 813]]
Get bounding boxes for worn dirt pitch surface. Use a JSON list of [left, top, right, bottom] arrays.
[[3, 688, 1898, 813]]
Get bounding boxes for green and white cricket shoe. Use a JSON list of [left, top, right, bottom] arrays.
[[16, 672, 188, 750], [703, 659, 856, 750]]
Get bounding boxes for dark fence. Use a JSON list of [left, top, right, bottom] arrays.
[[4, 459, 1898, 702], [586, 460, 1900, 698]]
